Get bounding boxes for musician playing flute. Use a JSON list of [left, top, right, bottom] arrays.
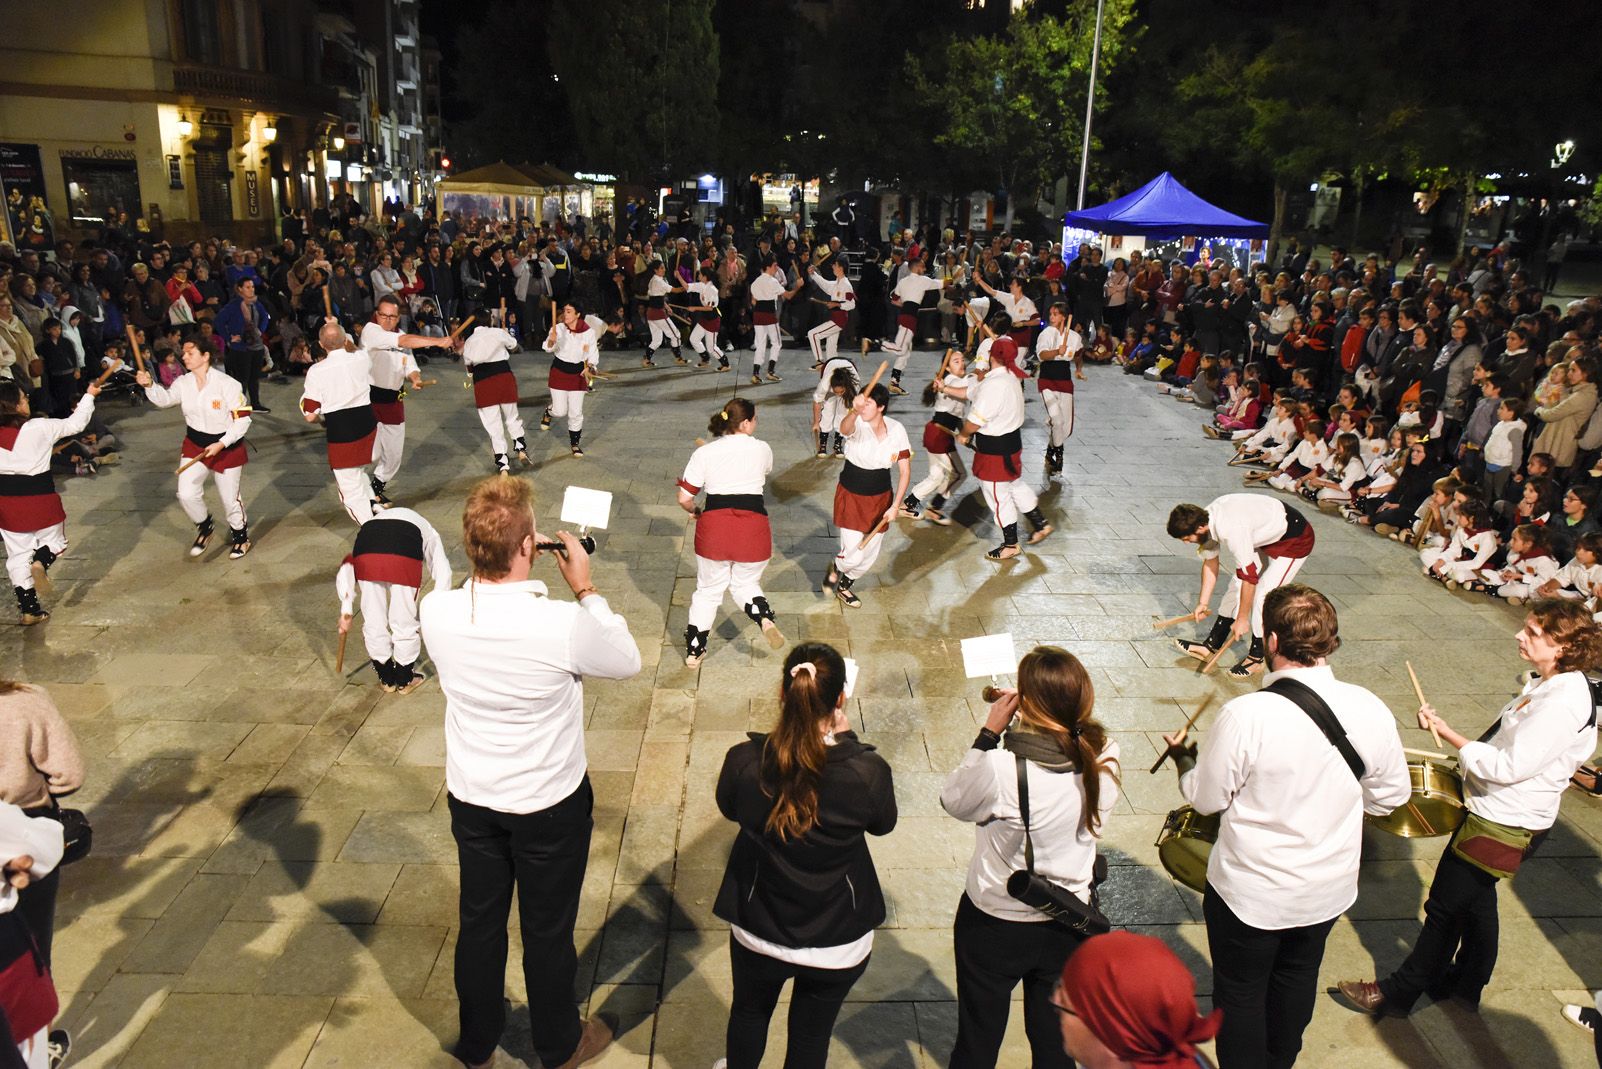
[[1158, 585, 1407, 1069], [1336, 598, 1602, 1020]]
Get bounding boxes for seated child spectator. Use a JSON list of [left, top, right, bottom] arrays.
[[1421, 499, 1499, 585], [1402, 474, 1462, 545], [1537, 532, 1602, 603], [1305, 431, 1367, 508], [1230, 394, 1297, 461], [1481, 523, 1561, 602], [1257, 419, 1328, 490]]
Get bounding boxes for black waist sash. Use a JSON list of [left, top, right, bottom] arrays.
[[703, 493, 767, 515], [370, 385, 400, 405], [324, 405, 377, 443], [471, 360, 512, 382], [552, 357, 586, 376], [648, 294, 665, 308], [754, 298, 778, 314], [899, 301, 922, 317], [185, 426, 224, 448], [353, 516, 425, 559], [840, 460, 892, 496], [1039, 360, 1073, 381], [1282, 503, 1309, 539], [0, 472, 53, 496], [973, 428, 1023, 454], [932, 411, 963, 432]]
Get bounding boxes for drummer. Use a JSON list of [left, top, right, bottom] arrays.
[[1159, 584, 1409, 1069], [1336, 597, 1602, 1018]]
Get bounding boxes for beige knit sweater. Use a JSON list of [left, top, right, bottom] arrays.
[[0, 685, 85, 808]]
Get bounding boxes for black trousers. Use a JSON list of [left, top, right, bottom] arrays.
[[725, 933, 869, 1069], [1379, 845, 1501, 1010], [1203, 883, 1336, 1069], [17, 868, 58, 970], [223, 347, 263, 407], [448, 779, 593, 1068], [949, 893, 1079, 1069]]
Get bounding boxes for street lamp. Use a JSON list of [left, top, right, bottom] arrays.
[[176, 114, 193, 138], [1553, 139, 1576, 169], [333, 135, 346, 151], [1075, 0, 1107, 210], [262, 119, 278, 142]]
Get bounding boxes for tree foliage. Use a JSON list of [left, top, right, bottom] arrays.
[[447, 0, 575, 170]]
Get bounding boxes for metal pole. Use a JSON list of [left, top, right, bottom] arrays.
[[1075, 0, 1106, 211]]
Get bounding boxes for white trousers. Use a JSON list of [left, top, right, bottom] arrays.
[[3, 522, 66, 589], [980, 478, 1039, 531], [478, 402, 529, 452], [647, 318, 681, 351], [1315, 486, 1352, 504], [357, 579, 421, 665], [690, 324, 723, 362], [819, 396, 848, 434], [373, 421, 405, 482], [1266, 471, 1302, 492], [807, 321, 842, 364], [883, 325, 915, 371], [912, 450, 964, 503], [1041, 391, 1075, 447], [836, 526, 886, 580], [1220, 553, 1307, 637], [546, 391, 583, 434], [753, 323, 781, 368], [18, 1026, 46, 1069], [177, 460, 246, 530], [688, 556, 769, 631], [333, 466, 375, 525]]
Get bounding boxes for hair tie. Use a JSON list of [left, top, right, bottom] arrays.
[[789, 662, 816, 680], [1069, 724, 1083, 740]]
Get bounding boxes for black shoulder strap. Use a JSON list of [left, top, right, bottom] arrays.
[[1265, 677, 1365, 781], [1015, 755, 1037, 874]]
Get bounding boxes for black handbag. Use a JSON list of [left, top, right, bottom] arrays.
[[1004, 754, 1112, 936], [24, 802, 92, 866]]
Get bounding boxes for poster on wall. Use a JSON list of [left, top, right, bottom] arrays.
[[0, 143, 52, 249]]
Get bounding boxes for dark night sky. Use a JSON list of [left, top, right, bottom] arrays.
[[417, 0, 465, 123]]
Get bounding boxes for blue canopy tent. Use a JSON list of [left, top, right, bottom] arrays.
[[1065, 172, 1268, 239]]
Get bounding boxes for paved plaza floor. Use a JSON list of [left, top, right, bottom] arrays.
[[8, 338, 1602, 1068]]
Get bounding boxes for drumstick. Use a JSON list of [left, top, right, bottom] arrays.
[[125, 324, 148, 376], [1406, 660, 1442, 747], [1405, 801, 1436, 837], [1152, 611, 1200, 631], [1403, 747, 1451, 761], [1150, 694, 1215, 774], [335, 629, 347, 674]]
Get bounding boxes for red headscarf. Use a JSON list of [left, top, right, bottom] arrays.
[[1060, 932, 1221, 1068], [988, 336, 1027, 379]]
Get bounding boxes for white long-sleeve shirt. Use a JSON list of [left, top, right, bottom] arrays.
[[891, 274, 943, 307], [541, 322, 599, 369], [359, 323, 420, 393], [1200, 493, 1298, 582], [143, 369, 251, 446], [941, 740, 1122, 920], [1276, 437, 1329, 473], [1552, 558, 1602, 599], [810, 271, 856, 312], [462, 326, 518, 369], [0, 801, 63, 917], [968, 369, 1026, 435], [0, 394, 95, 478], [300, 347, 372, 415], [1431, 527, 1499, 574], [1179, 664, 1410, 929], [420, 580, 642, 814], [1484, 418, 1526, 468], [1243, 413, 1296, 452], [336, 507, 452, 612], [1459, 671, 1597, 830]]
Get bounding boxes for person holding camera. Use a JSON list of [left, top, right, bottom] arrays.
[[940, 645, 1121, 1069], [712, 643, 896, 1069], [1158, 584, 1408, 1069], [420, 475, 642, 1069]]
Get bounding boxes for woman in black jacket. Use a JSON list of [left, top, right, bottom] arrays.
[[714, 642, 896, 1069]]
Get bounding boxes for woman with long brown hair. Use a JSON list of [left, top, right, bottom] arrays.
[[941, 645, 1122, 1069], [713, 643, 896, 1069]]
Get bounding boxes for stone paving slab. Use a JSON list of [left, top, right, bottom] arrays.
[[8, 342, 1602, 1066]]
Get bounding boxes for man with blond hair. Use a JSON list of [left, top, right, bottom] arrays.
[[420, 475, 640, 1069]]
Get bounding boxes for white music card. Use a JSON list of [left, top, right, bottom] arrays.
[[560, 486, 613, 530], [961, 633, 1018, 679]]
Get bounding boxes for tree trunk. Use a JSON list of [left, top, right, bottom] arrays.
[[1348, 171, 1366, 249], [1267, 182, 1288, 267], [1001, 167, 1016, 235], [1457, 170, 1476, 256]]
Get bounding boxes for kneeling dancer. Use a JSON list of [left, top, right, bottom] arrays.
[[676, 398, 783, 666]]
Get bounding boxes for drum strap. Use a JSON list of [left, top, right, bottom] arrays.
[[1264, 678, 1365, 780], [1476, 677, 1599, 744]]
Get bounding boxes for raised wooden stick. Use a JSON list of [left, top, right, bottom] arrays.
[[1152, 611, 1201, 631], [1403, 746, 1451, 761], [336, 629, 348, 674], [1199, 639, 1232, 675], [124, 324, 147, 376], [447, 315, 476, 343], [1151, 694, 1216, 774], [175, 453, 206, 476], [90, 363, 119, 388], [323, 285, 332, 319], [861, 360, 890, 397], [1406, 660, 1442, 747]]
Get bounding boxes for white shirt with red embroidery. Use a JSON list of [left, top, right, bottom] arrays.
[[810, 271, 856, 312], [301, 347, 373, 415], [144, 370, 251, 446], [842, 417, 911, 469], [679, 434, 772, 497], [891, 273, 943, 307], [359, 323, 419, 392], [1200, 493, 1295, 582]]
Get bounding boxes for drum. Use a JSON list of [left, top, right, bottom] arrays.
[[1365, 758, 1465, 838], [1155, 805, 1219, 893]]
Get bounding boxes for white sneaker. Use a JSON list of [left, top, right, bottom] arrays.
[[712, 1060, 728, 1069]]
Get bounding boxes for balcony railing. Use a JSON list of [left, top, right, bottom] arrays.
[[172, 63, 339, 116]]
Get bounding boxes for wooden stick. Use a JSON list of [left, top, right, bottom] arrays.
[[90, 363, 119, 388], [175, 453, 206, 475], [322, 285, 332, 319], [1406, 660, 1442, 747], [861, 360, 890, 397], [124, 324, 147, 376], [1413, 509, 1434, 551], [1199, 640, 1232, 675], [1152, 611, 1200, 631], [335, 629, 348, 674], [447, 315, 476, 343], [1150, 694, 1215, 774], [1404, 747, 1451, 761]]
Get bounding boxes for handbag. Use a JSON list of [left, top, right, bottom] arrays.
[[24, 802, 91, 866], [167, 294, 195, 325], [1450, 811, 1538, 880], [1004, 754, 1112, 936]]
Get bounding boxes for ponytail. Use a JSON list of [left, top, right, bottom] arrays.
[[708, 396, 756, 437], [829, 366, 856, 407], [1015, 646, 1116, 837], [763, 642, 848, 841]]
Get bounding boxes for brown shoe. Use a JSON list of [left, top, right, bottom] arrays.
[[1334, 979, 1404, 1018], [555, 1017, 614, 1069]]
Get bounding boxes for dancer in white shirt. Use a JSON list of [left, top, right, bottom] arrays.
[[1337, 597, 1602, 1019], [747, 259, 803, 385], [960, 338, 1054, 559], [807, 260, 855, 367], [642, 260, 684, 367], [460, 323, 527, 472], [1159, 585, 1408, 1069], [337, 507, 451, 695], [810, 355, 858, 458], [975, 275, 1040, 367], [0, 380, 99, 625], [137, 339, 253, 559], [900, 349, 975, 526], [1167, 492, 1317, 677], [823, 384, 912, 608], [302, 321, 381, 524], [359, 295, 439, 505], [685, 266, 730, 371], [880, 260, 945, 394], [420, 474, 638, 1069], [1033, 303, 1081, 477], [675, 398, 783, 667], [539, 302, 603, 459]]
